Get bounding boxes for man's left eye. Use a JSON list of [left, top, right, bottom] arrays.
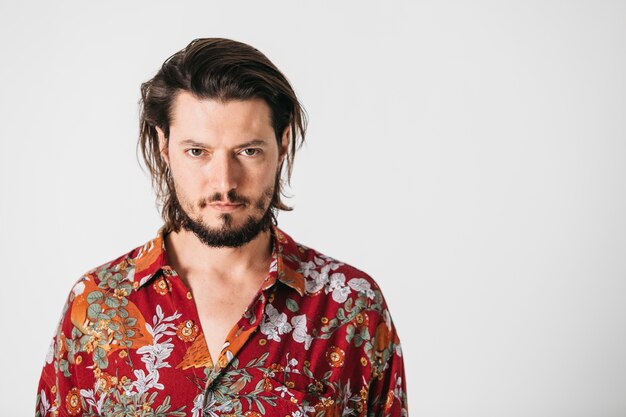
[[240, 148, 260, 157]]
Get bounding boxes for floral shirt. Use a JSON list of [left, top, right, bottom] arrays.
[[36, 226, 408, 417]]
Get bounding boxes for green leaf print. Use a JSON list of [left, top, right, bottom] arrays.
[[286, 298, 299, 312], [87, 303, 102, 319], [87, 290, 104, 304], [105, 296, 120, 308]]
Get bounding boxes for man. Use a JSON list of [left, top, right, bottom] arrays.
[[36, 38, 408, 417]]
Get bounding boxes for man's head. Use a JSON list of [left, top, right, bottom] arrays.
[[138, 38, 306, 247]]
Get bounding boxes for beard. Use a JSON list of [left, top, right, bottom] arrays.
[[173, 186, 274, 248]]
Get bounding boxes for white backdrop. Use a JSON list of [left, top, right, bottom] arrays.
[[1, 1, 625, 416]]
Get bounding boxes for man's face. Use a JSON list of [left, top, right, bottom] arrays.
[[158, 92, 288, 247]]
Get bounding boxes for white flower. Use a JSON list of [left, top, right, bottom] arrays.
[[291, 315, 313, 350], [305, 264, 331, 294], [347, 278, 375, 299], [191, 393, 204, 417], [328, 273, 351, 303], [275, 385, 293, 398], [38, 389, 50, 416], [260, 305, 292, 341], [299, 260, 317, 277], [45, 338, 55, 364]]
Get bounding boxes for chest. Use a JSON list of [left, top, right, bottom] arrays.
[[187, 277, 262, 362]]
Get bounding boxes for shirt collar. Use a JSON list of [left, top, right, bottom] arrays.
[[130, 224, 305, 296]]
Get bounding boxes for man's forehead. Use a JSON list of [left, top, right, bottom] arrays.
[[170, 91, 272, 121], [167, 92, 275, 141]]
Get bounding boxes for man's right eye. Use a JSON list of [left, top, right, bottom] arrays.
[[186, 148, 204, 157]]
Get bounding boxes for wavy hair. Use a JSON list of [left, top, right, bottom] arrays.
[[138, 38, 307, 232]]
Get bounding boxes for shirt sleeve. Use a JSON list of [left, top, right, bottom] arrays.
[[35, 285, 83, 417], [366, 304, 409, 417]]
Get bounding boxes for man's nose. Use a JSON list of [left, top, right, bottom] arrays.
[[209, 153, 239, 194]]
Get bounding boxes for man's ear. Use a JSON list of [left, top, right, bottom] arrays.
[[279, 126, 290, 164], [156, 126, 170, 165]]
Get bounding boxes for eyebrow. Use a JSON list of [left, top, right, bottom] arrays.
[[178, 139, 269, 148]]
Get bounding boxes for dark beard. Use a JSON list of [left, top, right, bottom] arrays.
[[174, 188, 274, 248]]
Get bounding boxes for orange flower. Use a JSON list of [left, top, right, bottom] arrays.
[[97, 372, 118, 392], [75, 355, 83, 365], [176, 320, 199, 342], [326, 346, 345, 368], [360, 356, 368, 367], [114, 288, 129, 299], [244, 411, 262, 417], [153, 276, 171, 295], [269, 363, 284, 373], [360, 386, 368, 401], [315, 398, 340, 417], [65, 387, 82, 416], [262, 376, 272, 392], [352, 312, 369, 329], [119, 350, 128, 358], [57, 333, 66, 357]]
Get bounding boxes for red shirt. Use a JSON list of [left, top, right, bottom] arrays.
[[36, 226, 408, 417]]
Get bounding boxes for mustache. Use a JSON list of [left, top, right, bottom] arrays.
[[199, 190, 251, 208]]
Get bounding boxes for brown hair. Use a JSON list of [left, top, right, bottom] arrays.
[[138, 38, 307, 232]]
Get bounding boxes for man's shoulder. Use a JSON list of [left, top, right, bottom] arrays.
[[76, 234, 164, 291], [279, 230, 383, 302]]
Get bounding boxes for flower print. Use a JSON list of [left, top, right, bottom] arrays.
[[260, 305, 292, 342], [153, 276, 171, 295], [45, 338, 55, 364], [304, 264, 331, 294], [291, 314, 313, 350], [203, 390, 233, 417], [245, 412, 262, 417], [191, 392, 204, 417], [299, 260, 317, 278], [326, 346, 345, 368], [275, 384, 294, 398], [352, 312, 369, 329], [65, 387, 82, 416], [38, 389, 50, 417], [314, 398, 338, 417], [347, 278, 375, 299], [99, 372, 118, 392], [176, 319, 199, 342], [307, 380, 324, 395], [327, 273, 351, 303], [113, 287, 129, 299]]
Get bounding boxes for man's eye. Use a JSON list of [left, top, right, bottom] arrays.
[[186, 149, 204, 157], [240, 148, 260, 157]]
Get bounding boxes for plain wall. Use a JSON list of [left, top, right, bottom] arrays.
[[1, 1, 625, 416]]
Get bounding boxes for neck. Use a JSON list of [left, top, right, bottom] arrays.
[[164, 227, 274, 284]]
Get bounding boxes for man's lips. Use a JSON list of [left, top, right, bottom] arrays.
[[208, 202, 244, 212]]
